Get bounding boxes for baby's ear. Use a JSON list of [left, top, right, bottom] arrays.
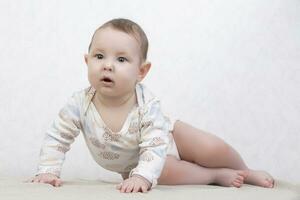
[[138, 61, 151, 82], [84, 54, 89, 65]]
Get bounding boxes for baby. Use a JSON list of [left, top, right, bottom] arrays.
[[30, 18, 274, 193]]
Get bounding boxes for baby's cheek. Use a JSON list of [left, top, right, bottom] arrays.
[[87, 73, 97, 84]]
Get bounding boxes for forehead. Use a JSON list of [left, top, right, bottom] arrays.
[[90, 27, 141, 54]]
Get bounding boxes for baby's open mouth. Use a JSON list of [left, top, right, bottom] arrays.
[[102, 78, 112, 82], [101, 77, 114, 84]]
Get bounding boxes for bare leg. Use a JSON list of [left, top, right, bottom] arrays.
[[171, 120, 274, 188], [158, 156, 245, 187]]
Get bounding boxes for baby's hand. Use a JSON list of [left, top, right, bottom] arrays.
[[29, 173, 62, 187], [116, 175, 151, 193]]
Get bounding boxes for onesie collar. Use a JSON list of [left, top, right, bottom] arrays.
[[83, 86, 96, 115], [83, 83, 144, 115]]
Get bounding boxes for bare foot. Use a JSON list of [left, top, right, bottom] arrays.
[[244, 170, 274, 188], [214, 169, 247, 188]]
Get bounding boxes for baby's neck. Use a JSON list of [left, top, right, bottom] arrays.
[[94, 91, 137, 109]]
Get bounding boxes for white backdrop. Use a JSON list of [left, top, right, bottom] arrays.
[[0, 0, 299, 183]]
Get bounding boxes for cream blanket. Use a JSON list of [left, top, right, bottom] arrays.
[[0, 177, 299, 200]]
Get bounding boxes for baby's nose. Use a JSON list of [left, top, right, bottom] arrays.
[[103, 63, 113, 71]]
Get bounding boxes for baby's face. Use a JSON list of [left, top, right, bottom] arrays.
[[85, 27, 143, 98]]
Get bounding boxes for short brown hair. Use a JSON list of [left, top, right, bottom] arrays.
[[88, 18, 148, 61]]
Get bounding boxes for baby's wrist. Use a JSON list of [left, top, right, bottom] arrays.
[[131, 174, 151, 188], [36, 173, 60, 178]]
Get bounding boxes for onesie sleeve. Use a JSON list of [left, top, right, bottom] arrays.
[[36, 92, 82, 177], [129, 100, 170, 187]]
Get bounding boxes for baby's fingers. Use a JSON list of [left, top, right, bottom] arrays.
[[141, 185, 148, 193], [120, 182, 133, 193], [32, 177, 41, 183], [125, 183, 134, 193], [132, 185, 141, 193], [39, 179, 47, 183], [120, 183, 128, 193], [45, 177, 62, 187], [52, 179, 62, 187]]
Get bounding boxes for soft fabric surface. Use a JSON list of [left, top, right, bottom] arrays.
[[0, 177, 299, 200]]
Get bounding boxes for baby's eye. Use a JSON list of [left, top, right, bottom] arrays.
[[117, 57, 128, 62], [95, 54, 103, 59]]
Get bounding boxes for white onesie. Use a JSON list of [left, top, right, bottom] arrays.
[[36, 83, 179, 187]]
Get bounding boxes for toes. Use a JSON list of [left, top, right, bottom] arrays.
[[271, 180, 275, 188], [260, 177, 273, 188], [263, 180, 271, 188], [232, 180, 242, 188], [265, 179, 274, 188], [232, 176, 244, 188], [237, 175, 244, 182], [267, 178, 274, 184], [236, 178, 244, 184], [236, 172, 245, 184]]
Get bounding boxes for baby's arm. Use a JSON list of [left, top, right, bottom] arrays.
[[118, 100, 170, 192], [31, 93, 82, 186]]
